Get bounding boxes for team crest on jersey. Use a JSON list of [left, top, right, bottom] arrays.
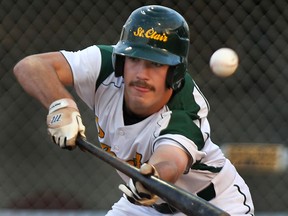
[[96, 115, 143, 168], [96, 116, 105, 138], [100, 143, 143, 168], [133, 27, 168, 42]]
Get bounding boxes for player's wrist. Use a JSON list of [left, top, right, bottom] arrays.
[[48, 98, 78, 113]]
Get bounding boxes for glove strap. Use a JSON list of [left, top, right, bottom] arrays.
[[48, 98, 78, 114]]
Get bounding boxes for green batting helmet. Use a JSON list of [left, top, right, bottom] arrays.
[[113, 5, 190, 90]]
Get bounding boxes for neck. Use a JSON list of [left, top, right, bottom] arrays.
[[123, 101, 148, 125]]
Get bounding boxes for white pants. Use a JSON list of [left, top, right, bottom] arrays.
[[210, 176, 254, 216], [209, 159, 254, 216], [106, 159, 254, 216]]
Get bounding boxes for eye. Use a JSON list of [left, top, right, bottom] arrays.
[[127, 57, 139, 62], [151, 62, 164, 67]]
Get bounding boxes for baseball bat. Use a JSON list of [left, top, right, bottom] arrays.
[[76, 137, 230, 216]]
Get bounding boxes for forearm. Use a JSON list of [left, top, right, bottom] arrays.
[[149, 145, 189, 183], [13, 54, 73, 109], [153, 161, 180, 183]]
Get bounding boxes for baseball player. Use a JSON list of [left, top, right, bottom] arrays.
[[13, 5, 254, 216]]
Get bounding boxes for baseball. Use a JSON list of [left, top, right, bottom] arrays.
[[209, 48, 239, 77]]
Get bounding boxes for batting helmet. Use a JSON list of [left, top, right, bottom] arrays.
[[113, 5, 190, 90]]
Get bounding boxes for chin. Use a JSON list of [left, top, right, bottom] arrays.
[[130, 99, 150, 113]]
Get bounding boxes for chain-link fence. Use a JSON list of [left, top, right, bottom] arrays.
[[1, 0, 288, 214]]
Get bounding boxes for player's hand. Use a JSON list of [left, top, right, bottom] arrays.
[[118, 163, 159, 206], [46, 98, 86, 150]]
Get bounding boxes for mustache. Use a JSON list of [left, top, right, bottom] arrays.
[[129, 80, 155, 91]]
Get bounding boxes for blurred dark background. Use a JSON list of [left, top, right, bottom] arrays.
[[1, 0, 288, 214]]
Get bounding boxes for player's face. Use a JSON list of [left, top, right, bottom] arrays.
[[123, 57, 173, 117]]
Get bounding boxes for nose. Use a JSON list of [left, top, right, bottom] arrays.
[[135, 60, 150, 79]]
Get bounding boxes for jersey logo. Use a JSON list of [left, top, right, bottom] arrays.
[[96, 116, 105, 138], [100, 143, 143, 168], [100, 143, 116, 157], [96, 115, 143, 168], [127, 153, 142, 168]]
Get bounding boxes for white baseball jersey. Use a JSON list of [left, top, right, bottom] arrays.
[[61, 45, 254, 215]]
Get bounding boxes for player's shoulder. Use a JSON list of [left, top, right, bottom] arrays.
[[161, 74, 208, 149], [167, 73, 209, 117], [97, 45, 114, 55], [95, 45, 116, 89], [168, 73, 198, 109]]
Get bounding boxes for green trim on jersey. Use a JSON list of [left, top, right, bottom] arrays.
[[192, 161, 223, 173], [161, 74, 206, 149], [96, 45, 115, 91]]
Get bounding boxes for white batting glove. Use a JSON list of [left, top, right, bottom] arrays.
[[118, 163, 159, 206], [46, 98, 86, 150]]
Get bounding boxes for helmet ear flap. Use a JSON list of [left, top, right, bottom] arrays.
[[114, 55, 125, 77], [166, 64, 185, 90]]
